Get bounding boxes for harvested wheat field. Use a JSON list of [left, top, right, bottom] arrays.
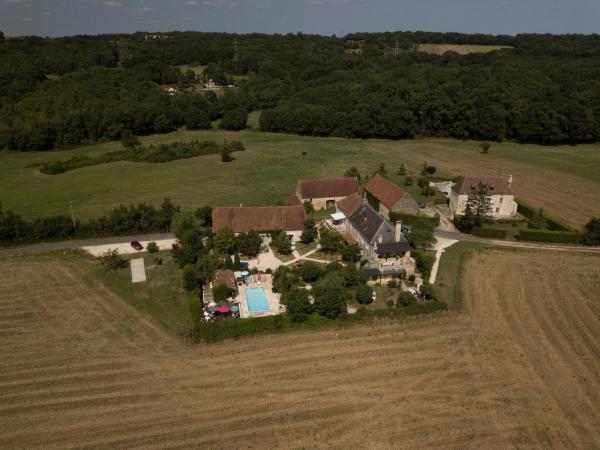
[[415, 43, 513, 55], [370, 140, 600, 229], [1, 250, 599, 449]]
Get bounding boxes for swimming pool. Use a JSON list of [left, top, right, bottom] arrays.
[[245, 287, 270, 313]]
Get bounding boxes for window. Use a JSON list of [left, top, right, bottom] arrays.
[[499, 197, 503, 204], [495, 207, 500, 213]]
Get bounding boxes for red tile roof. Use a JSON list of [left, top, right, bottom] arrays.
[[214, 269, 237, 291], [336, 193, 363, 217], [364, 174, 409, 209], [297, 177, 359, 199], [282, 194, 302, 206], [344, 231, 357, 245], [212, 205, 306, 233], [452, 177, 513, 195]]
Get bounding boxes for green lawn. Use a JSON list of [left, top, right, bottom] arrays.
[[433, 242, 485, 310], [89, 250, 196, 335], [1, 128, 598, 224]]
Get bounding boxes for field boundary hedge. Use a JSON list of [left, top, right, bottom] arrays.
[[516, 229, 581, 243], [516, 199, 572, 232], [472, 227, 508, 239], [390, 211, 440, 227]]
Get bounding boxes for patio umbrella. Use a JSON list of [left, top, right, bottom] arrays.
[[208, 301, 217, 307], [208, 305, 220, 313], [241, 271, 249, 276], [219, 306, 230, 313], [230, 305, 239, 312]]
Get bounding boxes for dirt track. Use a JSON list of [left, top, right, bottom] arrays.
[[0, 251, 599, 449]]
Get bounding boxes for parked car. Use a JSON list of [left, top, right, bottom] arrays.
[[417, 201, 426, 209], [130, 240, 143, 251]]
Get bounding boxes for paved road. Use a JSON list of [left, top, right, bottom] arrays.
[[0, 233, 175, 257]]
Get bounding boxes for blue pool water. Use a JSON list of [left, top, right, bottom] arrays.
[[245, 287, 270, 313]]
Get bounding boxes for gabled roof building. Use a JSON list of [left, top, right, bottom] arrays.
[[364, 174, 418, 217], [212, 205, 306, 234], [296, 177, 360, 210]]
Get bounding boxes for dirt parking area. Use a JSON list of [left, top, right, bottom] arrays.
[[0, 250, 598, 448]]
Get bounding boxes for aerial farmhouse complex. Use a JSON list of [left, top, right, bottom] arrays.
[[295, 177, 360, 209], [449, 176, 517, 218], [364, 174, 419, 217]]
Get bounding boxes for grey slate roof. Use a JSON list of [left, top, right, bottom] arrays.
[[347, 202, 408, 247]]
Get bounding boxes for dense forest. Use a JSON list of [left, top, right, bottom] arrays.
[[1, 30, 600, 150]]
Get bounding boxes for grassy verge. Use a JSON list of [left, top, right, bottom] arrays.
[[295, 240, 317, 255], [433, 241, 484, 310], [90, 250, 194, 335]]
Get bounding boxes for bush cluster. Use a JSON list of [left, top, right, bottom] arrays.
[[516, 230, 581, 244], [39, 140, 245, 175], [472, 227, 508, 239]]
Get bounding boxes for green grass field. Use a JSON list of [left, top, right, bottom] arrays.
[[1, 127, 598, 228]]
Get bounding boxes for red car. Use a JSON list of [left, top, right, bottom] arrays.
[[130, 240, 143, 251]]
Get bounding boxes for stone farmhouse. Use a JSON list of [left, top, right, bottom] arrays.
[[212, 205, 306, 240], [295, 177, 360, 210], [449, 176, 517, 218], [335, 194, 415, 279], [364, 174, 419, 217]]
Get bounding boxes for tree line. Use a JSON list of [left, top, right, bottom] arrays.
[[2, 31, 600, 148]]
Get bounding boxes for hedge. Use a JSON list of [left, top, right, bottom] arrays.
[[516, 199, 572, 232], [472, 227, 508, 239], [516, 229, 581, 243], [390, 211, 440, 227]]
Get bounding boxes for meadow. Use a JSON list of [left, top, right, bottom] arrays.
[[1, 121, 598, 229]]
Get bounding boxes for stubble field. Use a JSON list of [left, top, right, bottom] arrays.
[[0, 249, 599, 448]]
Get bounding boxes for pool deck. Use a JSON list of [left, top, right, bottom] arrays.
[[237, 274, 282, 319]]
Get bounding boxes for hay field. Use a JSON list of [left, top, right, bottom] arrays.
[[415, 44, 513, 55], [370, 140, 600, 229], [1, 249, 599, 448]]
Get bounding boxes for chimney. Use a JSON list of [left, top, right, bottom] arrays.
[[395, 221, 402, 242], [507, 175, 513, 188]]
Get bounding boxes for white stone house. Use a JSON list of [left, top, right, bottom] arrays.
[[449, 176, 517, 218]]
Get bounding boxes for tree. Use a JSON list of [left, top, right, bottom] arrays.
[[397, 291, 416, 307], [377, 162, 387, 176], [220, 147, 233, 162], [466, 182, 492, 226], [300, 218, 318, 244], [341, 263, 369, 288], [404, 176, 413, 187], [185, 108, 211, 130], [272, 266, 296, 294], [213, 284, 235, 302], [146, 241, 159, 253], [397, 163, 408, 176], [236, 230, 262, 257], [457, 202, 476, 233], [529, 208, 547, 229], [271, 230, 292, 255], [341, 244, 361, 262], [421, 162, 436, 175], [220, 108, 248, 130], [213, 226, 236, 255], [301, 200, 314, 215], [480, 142, 491, 154], [319, 227, 344, 253], [356, 284, 374, 305], [120, 130, 140, 150], [312, 273, 348, 319], [581, 217, 600, 246], [282, 288, 312, 323], [194, 205, 213, 227], [183, 263, 202, 291], [344, 166, 361, 182], [298, 261, 323, 282], [419, 283, 437, 300], [101, 248, 126, 271]]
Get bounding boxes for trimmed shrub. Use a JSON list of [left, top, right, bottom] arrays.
[[516, 199, 571, 231], [516, 229, 581, 243], [472, 227, 508, 239], [397, 291, 416, 307], [146, 241, 159, 253], [356, 284, 374, 305], [390, 211, 439, 227]]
